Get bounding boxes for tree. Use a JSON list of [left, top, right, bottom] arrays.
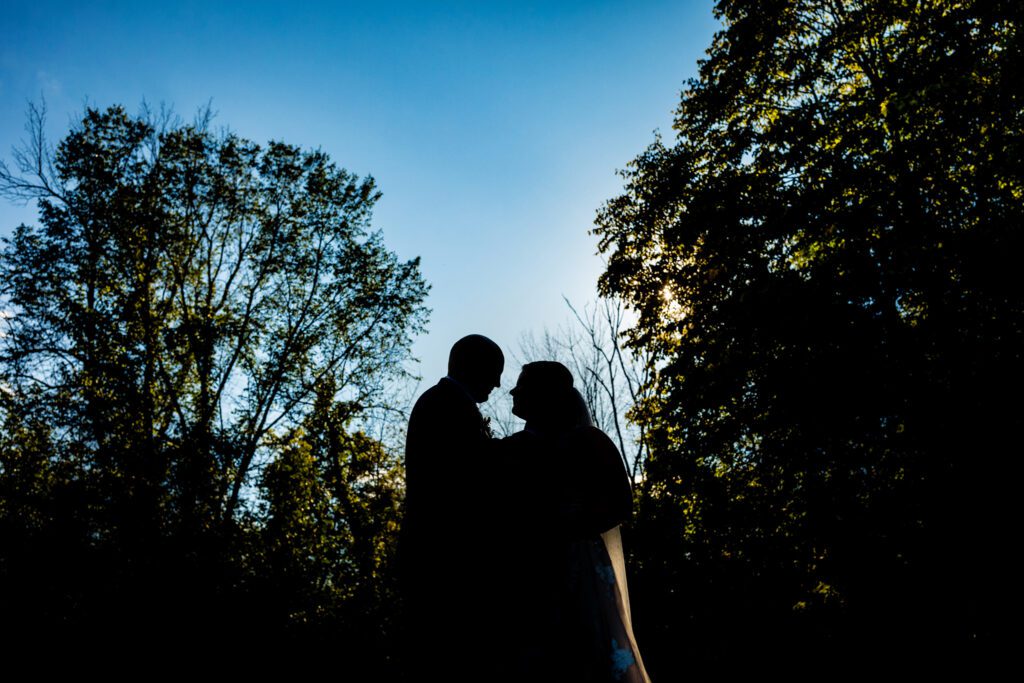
[[258, 375, 404, 668], [594, 0, 1021, 676], [0, 102, 428, 653]]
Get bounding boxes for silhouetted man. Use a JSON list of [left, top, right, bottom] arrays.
[[399, 334, 504, 679]]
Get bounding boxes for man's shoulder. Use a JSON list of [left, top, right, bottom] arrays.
[[412, 378, 465, 411], [409, 379, 480, 430]]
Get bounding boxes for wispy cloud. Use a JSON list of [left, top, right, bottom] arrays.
[[36, 70, 62, 96]]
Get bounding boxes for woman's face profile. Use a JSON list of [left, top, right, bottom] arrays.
[[510, 370, 532, 420]]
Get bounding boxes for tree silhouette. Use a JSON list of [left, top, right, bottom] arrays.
[[0, 102, 428, 660], [594, 0, 1020, 676]]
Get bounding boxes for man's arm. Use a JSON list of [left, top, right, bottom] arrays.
[[405, 384, 491, 528]]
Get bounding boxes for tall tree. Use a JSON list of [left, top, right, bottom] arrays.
[[0, 102, 428, 651], [594, 0, 1021, 676]]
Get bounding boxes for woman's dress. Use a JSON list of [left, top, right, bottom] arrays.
[[494, 424, 651, 682], [556, 425, 652, 683]]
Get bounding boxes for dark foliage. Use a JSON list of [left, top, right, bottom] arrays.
[[0, 104, 426, 669], [595, 0, 1020, 677]]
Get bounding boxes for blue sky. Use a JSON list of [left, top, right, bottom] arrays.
[[1, 0, 719, 408]]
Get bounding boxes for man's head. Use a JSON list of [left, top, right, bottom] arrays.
[[448, 334, 504, 403]]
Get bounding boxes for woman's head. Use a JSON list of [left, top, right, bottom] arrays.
[[510, 361, 577, 429]]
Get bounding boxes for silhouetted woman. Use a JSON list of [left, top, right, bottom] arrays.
[[497, 360, 652, 683]]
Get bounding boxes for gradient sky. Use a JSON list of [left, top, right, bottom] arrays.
[[1, 0, 720, 407]]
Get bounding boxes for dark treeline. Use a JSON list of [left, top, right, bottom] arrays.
[[0, 103, 428, 670], [0, 0, 1019, 677], [596, 0, 1020, 678]]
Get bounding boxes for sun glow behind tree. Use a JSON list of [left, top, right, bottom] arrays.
[[594, 0, 1021, 676]]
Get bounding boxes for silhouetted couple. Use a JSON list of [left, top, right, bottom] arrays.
[[399, 334, 651, 682]]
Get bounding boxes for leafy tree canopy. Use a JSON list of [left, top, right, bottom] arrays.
[[0, 103, 428, 660], [595, 0, 1020, 674]]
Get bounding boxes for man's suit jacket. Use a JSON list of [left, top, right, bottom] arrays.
[[400, 377, 492, 603]]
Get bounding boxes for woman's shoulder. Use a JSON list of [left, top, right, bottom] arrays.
[[565, 426, 628, 474], [567, 425, 618, 451]]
